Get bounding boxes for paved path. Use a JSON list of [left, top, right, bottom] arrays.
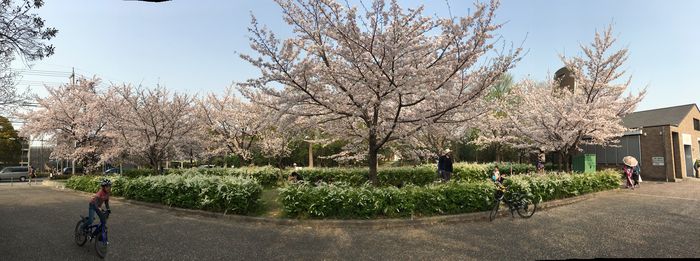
[[1, 180, 699, 260]]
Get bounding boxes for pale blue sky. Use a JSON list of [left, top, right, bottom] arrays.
[[11, 0, 700, 111]]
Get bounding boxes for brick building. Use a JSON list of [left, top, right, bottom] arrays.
[[580, 104, 700, 181]]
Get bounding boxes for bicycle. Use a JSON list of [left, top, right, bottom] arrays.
[[489, 185, 537, 221], [74, 210, 110, 258]]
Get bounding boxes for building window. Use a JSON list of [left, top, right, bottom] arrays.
[[695, 118, 700, 131]]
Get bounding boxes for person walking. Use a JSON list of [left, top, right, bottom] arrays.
[[632, 164, 641, 188], [27, 165, 36, 184], [437, 149, 453, 182], [622, 156, 638, 190]]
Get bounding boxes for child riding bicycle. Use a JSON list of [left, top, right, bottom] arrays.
[[82, 178, 112, 231]]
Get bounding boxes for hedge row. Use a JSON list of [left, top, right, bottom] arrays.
[[294, 166, 437, 187], [122, 169, 160, 177], [167, 166, 283, 187], [504, 169, 620, 202], [279, 181, 495, 219], [279, 170, 619, 219], [294, 162, 535, 186], [66, 172, 262, 215], [112, 163, 534, 188]]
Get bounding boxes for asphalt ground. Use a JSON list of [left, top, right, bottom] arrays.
[[0, 180, 699, 260]]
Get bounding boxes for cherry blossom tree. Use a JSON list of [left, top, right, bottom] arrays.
[[240, 0, 521, 184], [1, 0, 58, 113], [20, 77, 110, 172], [506, 26, 645, 171], [103, 84, 194, 171], [197, 87, 305, 166], [471, 74, 521, 162], [197, 87, 281, 160]]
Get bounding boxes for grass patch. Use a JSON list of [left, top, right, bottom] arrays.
[[254, 188, 283, 218]]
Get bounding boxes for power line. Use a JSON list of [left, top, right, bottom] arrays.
[[18, 80, 65, 85], [11, 69, 72, 77]]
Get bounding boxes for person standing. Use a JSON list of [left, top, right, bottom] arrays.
[[437, 149, 453, 182], [27, 165, 35, 184], [695, 159, 700, 177], [491, 164, 501, 182], [632, 164, 641, 188]]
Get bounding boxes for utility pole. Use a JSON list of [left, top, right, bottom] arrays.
[[308, 141, 313, 168], [70, 68, 76, 175], [70, 67, 75, 85]]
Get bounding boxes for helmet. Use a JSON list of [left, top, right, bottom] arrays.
[[100, 178, 112, 187]]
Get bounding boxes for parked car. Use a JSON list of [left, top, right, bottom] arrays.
[[104, 168, 121, 175], [62, 167, 84, 175], [0, 166, 29, 182]]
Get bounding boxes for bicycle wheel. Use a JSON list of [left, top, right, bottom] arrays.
[[516, 197, 537, 218], [489, 200, 500, 221], [94, 229, 108, 258], [74, 219, 87, 246]]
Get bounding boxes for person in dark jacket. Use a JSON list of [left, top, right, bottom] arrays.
[[632, 164, 641, 188], [437, 149, 453, 182]]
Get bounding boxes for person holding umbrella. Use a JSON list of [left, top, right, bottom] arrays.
[[622, 156, 638, 190]]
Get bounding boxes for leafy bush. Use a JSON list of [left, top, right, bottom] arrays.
[[66, 172, 263, 215], [452, 163, 490, 182], [280, 170, 620, 219], [293, 163, 535, 187], [504, 169, 620, 202], [122, 169, 160, 177], [452, 162, 536, 182], [294, 166, 437, 186], [49, 174, 73, 180], [279, 181, 495, 218], [167, 166, 283, 187]]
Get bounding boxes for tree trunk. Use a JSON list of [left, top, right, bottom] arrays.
[[558, 151, 564, 172], [495, 144, 502, 163], [368, 133, 379, 186]]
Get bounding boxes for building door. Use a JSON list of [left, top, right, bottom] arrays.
[[673, 132, 682, 179], [686, 145, 695, 177]]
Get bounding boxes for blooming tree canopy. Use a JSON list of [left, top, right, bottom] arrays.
[[506, 26, 645, 170], [471, 74, 521, 162], [240, 0, 521, 184], [103, 84, 194, 170], [196, 87, 300, 162], [20, 77, 110, 172]]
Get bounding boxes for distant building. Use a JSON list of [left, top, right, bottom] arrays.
[[579, 104, 700, 181], [554, 67, 576, 91]]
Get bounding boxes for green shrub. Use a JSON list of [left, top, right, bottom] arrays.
[[122, 169, 160, 177], [294, 166, 437, 186], [452, 163, 490, 182], [451, 162, 536, 182], [280, 169, 620, 219], [66, 175, 102, 193], [66, 172, 263, 215], [167, 166, 283, 187], [504, 169, 620, 202], [279, 181, 495, 218], [49, 174, 73, 180], [378, 166, 436, 186]]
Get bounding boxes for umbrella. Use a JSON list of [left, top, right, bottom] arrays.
[[622, 156, 638, 167]]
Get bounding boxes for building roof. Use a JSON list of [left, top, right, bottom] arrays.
[[622, 104, 699, 128]]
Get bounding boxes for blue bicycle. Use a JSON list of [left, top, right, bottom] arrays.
[[74, 210, 110, 258]]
